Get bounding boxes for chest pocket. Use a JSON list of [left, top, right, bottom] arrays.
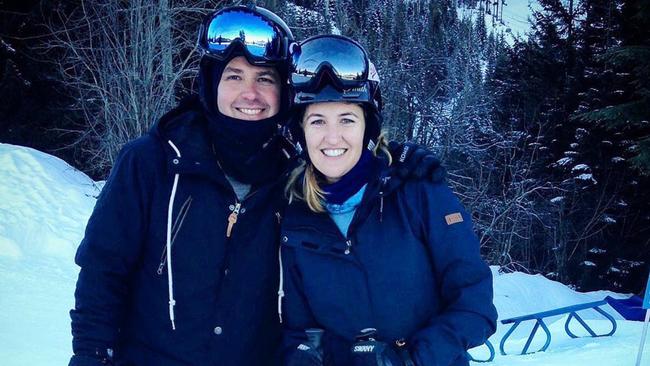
[[282, 228, 350, 257]]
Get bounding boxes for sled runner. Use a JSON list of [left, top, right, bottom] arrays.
[[499, 299, 617, 356]]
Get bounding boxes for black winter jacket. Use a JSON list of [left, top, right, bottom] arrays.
[[280, 160, 497, 366], [70, 98, 287, 366]]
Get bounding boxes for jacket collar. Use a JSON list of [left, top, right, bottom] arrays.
[[284, 155, 406, 238]]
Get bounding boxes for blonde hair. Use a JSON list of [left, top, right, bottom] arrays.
[[285, 132, 392, 213]]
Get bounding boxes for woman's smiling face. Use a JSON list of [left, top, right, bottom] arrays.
[[302, 102, 366, 183]]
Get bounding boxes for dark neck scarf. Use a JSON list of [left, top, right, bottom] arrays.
[[199, 54, 291, 186], [321, 149, 378, 205], [206, 109, 282, 186]]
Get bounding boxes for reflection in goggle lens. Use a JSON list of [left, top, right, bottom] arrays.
[[291, 37, 367, 87], [205, 10, 282, 59]]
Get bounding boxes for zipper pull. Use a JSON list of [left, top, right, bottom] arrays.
[[157, 261, 165, 275], [226, 202, 241, 238], [379, 191, 384, 223]]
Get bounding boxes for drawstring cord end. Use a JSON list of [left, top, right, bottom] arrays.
[[169, 299, 177, 330], [277, 290, 285, 323], [277, 247, 285, 323]]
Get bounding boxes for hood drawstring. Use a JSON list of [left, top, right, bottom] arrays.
[[277, 245, 285, 323], [166, 140, 182, 330]]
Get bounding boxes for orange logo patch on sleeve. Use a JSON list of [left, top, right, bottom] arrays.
[[445, 213, 464, 225]]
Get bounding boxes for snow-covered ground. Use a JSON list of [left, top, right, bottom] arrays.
[[0, 143, 647, 365]]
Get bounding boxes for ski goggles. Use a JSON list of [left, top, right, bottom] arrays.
[[290, 35, 378, 91], [197, 7, 292, 65]]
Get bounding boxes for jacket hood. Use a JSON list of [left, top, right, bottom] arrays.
[[148, 95, 229, 182], [367, 153, 447, 199]]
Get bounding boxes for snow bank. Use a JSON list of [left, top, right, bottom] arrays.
[[491, 266, 628, 321], [0, 143, 99, 364], [0, 144, 99, 259]]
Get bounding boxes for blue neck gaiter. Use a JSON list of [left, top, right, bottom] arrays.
[[321, 149, 377, 205]]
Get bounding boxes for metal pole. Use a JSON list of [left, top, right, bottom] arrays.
[[636, 309, 650, 366]]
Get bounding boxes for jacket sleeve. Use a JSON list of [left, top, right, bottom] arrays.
[[69, 139, 156, 364], [408, 181, 497, 366]]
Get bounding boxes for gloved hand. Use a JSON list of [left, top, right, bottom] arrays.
[[350, 329, 415, 366], [387, 141, 445, 183], [285, 328, 325, 366], [69, 348, 114, 366], [285, 345, 323, 366], [350, 339, 402, 366]]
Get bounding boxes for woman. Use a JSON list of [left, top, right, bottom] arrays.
[[279, 35, 497, 366]]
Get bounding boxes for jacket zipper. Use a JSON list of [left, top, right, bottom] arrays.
[[157, 196, 193, 275], [157, 181, 264, 274], [226, 202, 241, 238], [224, 184, 264, 238]]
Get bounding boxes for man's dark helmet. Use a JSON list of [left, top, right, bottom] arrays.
[[196, 5, 295, 115]]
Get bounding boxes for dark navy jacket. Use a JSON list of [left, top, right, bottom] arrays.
[[70, 98, 286, 366], [280, 161, 497, 366]]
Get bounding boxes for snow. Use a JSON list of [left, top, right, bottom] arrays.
[[0, 144, 100, 364], [555, 157, 574, 166], [0, 143, 648, 365], [458, 0, 539, 44], [572, 164, 590, 172], [286, 3, 341, 35], [576, 173, 597, 183], [602, 215, 617, 224], [0, 37, 16, 53]]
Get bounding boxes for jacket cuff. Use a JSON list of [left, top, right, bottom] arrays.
[[69, 354, 111, 366]]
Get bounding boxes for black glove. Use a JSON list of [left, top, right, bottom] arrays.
[[69, 348, 114, 366], [387, 141, 445, 183], [350, 329, 415, 366], [285, 328, 325, 366], [285, 347, 323, 366]]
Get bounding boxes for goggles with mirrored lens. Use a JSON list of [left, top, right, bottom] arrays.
[[198, 7, 291, 65], [290, 35, 370, 91]]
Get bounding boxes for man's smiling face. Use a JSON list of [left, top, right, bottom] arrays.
[[217, 56, 281, 121]]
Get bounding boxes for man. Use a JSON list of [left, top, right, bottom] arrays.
[[69, 5, 441, 366]]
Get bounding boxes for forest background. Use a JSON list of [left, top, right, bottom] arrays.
[[1, 0, 648, 294]]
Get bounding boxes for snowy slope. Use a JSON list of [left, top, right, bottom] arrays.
[[459, 0, 540, 44], [498, 0, 539, 41], [0, 143, 647, 365]]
